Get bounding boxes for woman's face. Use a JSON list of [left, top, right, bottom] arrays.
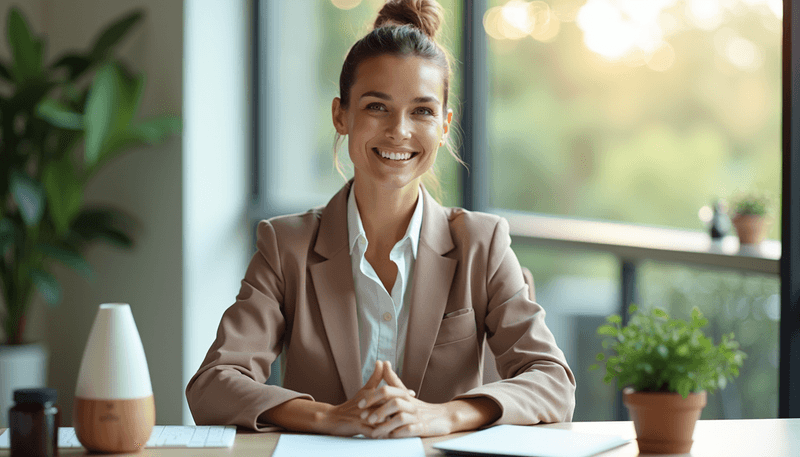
[[333, 54, 451, 193]]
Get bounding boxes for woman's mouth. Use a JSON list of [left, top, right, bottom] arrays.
[[373, 148, 418, 161]]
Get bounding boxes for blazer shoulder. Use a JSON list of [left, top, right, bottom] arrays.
[[444, 206, 505, 247], [256, 207, 323, 246]]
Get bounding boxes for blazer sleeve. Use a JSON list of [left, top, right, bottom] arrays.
[[185, 220, 313, 431], [453, 217, 576, 424]]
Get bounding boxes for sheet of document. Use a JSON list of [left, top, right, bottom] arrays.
[[271, 434, 425, 457], [432, 424, 630, 457]]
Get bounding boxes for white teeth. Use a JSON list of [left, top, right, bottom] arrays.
[[378, 149, 412, 161]]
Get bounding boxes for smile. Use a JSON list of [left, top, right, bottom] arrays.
[[373, 148, 418, 161]]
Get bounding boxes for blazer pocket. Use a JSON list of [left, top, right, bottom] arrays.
[[434, 308, 476, 346]]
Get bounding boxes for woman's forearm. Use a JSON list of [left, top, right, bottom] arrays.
[[446, 397, 502, 433], [259, 398, 333, 433]]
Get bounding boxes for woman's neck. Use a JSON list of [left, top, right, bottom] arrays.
[[352, 179, 420, 252]]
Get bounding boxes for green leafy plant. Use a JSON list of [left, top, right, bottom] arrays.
[[730, 192, 773, 218], [0, 7, 181, 344], [590, 305, 746, 398]]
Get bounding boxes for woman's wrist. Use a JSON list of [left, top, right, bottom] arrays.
[[446, 397, 502, 433], [260, 398, 332, 434]]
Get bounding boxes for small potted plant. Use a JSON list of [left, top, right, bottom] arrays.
[[729, 192, 774, 245], [591, 305, 745, 454]]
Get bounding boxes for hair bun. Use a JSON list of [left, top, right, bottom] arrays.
[[374, 0, 443, 39]]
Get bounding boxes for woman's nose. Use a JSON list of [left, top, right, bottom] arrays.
[[385, 113, 411, 141]]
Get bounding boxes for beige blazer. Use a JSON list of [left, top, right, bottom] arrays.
[[186, 182, 575, 431]]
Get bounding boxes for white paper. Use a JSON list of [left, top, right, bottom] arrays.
[[271, 434, 425, 457], [432, 425, 630, 457]]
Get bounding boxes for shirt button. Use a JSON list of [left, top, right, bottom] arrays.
[[383, 312, 392, 322]]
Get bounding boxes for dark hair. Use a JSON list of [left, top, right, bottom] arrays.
[[338, 0, 450, 109]]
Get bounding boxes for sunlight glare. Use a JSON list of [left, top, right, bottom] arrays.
[[331, 0, 362, 10], [726, 36, 762, 71], [646, 41, 676, 71], [686, 0, 724, 30], [501, 0, 536, 39], [532, 15, 561, 42], [483, 6, 506, 40]]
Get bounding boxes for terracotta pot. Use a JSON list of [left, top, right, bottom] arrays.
[[732, 214, 768, 245], [623, 387, 707, 454]]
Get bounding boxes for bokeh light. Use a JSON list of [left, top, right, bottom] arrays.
[[331, 0, 362, 10], [484, 1, 560, 42]]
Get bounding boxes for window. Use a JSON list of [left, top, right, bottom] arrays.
[[255, 0, 795, 419]]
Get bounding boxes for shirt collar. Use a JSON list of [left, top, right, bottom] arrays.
[[347, 183, 424, 258]]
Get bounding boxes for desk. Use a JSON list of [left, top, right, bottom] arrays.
[[2, 419, 799, 456]]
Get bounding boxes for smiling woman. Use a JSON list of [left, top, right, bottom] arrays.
[[186, 0, 575, 439]]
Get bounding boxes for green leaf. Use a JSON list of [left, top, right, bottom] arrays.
[[36, 99, 84, 130], [71, 207, 136, 248], [50, 53, 91, 81], [36, 243, 93, 279], [652, 308, 668, 319], [89, 10, 145, 61], [128, 116, 181, 144], [606, 314, 621, 324], [0, 59, 11, 81], [41, 156, 83, 235], [84, 62, 144, 166], [597, 324, 618, 336], [32, 268, 61, 306], [596, 352, 606, 361], [0, 218, 15, 254], [8, 7, 42, 81], [10, 170, 45, 226]]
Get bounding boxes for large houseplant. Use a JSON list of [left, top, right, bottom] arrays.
[[0, 6, 180, 345], [591, 305, 745, 454]]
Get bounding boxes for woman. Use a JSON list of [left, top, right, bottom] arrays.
[[186, 0, 575, 439]]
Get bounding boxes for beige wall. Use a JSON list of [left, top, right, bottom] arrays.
[[0, 0, 184, 425]]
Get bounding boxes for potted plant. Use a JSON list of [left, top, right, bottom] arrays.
[[0, 6, 180, 425], [591, 305, 746, 454], [729, 192, 774, 245]]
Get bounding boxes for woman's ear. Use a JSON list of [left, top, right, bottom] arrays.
[[440, 109, 453, 145], [332, 97, 348, 135]]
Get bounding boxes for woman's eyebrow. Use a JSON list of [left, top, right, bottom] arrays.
[[360, 91, 440, 105]]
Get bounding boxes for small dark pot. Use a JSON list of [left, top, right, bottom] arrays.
[[623, 387, 707, 454]]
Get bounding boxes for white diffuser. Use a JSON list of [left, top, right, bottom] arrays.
[[74, 303, 155, 453]]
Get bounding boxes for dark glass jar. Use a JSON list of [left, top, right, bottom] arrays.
[[9, 388, 60, 457]]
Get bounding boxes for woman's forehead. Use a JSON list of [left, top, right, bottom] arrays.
[[351, 55, 446, 102]]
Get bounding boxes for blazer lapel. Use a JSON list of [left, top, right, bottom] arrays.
[[309, 181, 363, 400], [401, 186, 457, 395]]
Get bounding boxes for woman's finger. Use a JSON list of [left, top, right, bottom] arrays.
[[359, 385, 409, 409], [363, 360, 384, 390], [370, 411, 413, 439], [367, 396, 410, 424], [382, 361, 408, 390], [389, 423, 419, 439]]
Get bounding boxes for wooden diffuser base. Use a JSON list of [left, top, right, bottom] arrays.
[[74, 395, 155, 453]]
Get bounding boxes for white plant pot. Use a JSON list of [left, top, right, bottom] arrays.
[[0, 342, 49, 428]]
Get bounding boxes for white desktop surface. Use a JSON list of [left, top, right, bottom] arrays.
[[1, 419, 798, 456]]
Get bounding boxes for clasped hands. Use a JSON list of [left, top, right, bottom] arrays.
[[322, 360, 452, 439]]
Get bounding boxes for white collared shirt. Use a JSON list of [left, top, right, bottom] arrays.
[[347, 184, 424, 386]]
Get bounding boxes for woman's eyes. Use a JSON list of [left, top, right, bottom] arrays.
[[364, 103, 435, 116], [366, 103, 387, 112]]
